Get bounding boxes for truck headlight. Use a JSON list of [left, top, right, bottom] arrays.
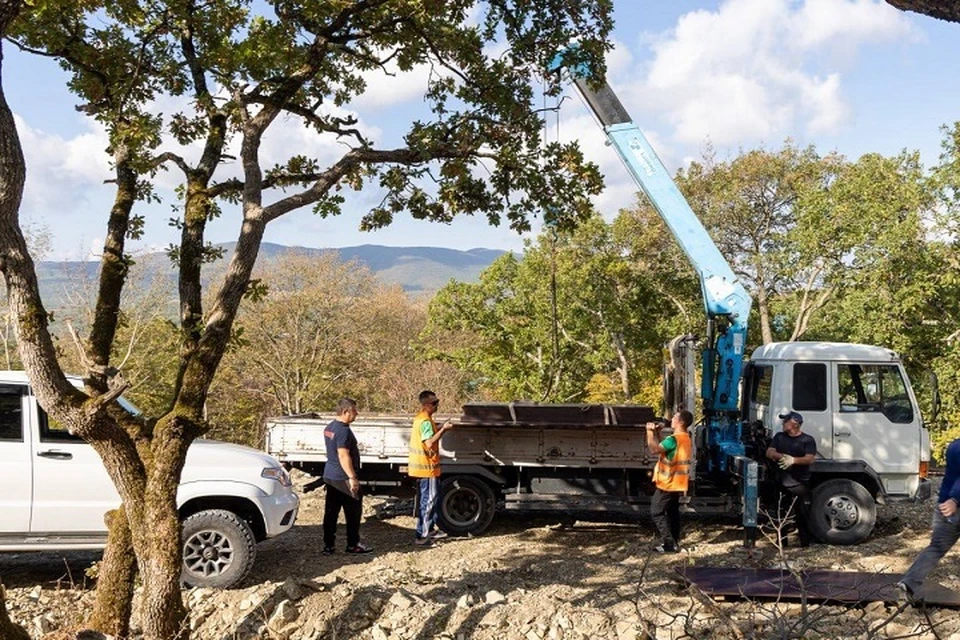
[[261, 466, 292, 487]]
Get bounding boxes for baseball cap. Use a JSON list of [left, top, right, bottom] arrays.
[[778, 411, 804, 424]]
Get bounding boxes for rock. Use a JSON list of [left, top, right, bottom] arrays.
[[525, 630, 543, 640], [282, 576, 303, 601], [269, 599, 299, 627], [616, 620, 640, 640], [863, 600, 887, 615], [371, 624, 390, 640], [389, 591, 414, 610], [28, 586, 42, 602], [33, 613, 56, 635], [887, 623, 916, 637], [312, 573, 343, 590], [485, 590, 506, 605], [456, 593, 476, 609]]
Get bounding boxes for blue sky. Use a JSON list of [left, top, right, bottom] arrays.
[[6, 0, 959, 261]]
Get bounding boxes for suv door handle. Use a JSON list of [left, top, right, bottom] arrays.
[[38, 450, 73, 460], [835, 428, 851, 437]]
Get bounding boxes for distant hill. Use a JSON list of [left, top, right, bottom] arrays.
[[35, 243, 508, 308]]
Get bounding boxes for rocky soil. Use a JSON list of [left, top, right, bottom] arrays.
[[2, 472, 959, 640]]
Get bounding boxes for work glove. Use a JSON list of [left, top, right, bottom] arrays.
[[778, 454, 795, 470]]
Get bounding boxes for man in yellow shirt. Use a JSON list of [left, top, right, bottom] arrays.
[[408, 390, 455, 546]]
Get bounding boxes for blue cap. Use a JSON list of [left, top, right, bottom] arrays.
[[778, 411, 804, 424]]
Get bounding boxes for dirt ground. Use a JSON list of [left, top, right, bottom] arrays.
[[2, 472, 959, 639]]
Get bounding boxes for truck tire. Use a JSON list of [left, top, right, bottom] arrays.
[[809, 479, 876, 545], [181, 509, 257, 588], [438, 475, 497, 535]]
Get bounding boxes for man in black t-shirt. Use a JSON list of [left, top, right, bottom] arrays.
[[322, 397, 373, 555], [765, 411, 817, 547]]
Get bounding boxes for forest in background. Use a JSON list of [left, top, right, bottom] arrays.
[[4, 136, 960, 460]]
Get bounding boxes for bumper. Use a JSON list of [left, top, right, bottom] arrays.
[[262, 490, 300, 538], [914, 477, 932, 502]]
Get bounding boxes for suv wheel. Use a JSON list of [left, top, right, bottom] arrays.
[[181, 509, 257, 588]]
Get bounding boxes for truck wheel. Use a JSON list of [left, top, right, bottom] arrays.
[[439, 476, 497, 535], [181, 509, 257, 588], [809, 479, 876, 545]]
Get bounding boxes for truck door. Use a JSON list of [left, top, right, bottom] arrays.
[[832, 363, 919, 490], [788, 362, 832, 460], [0, 384, 31, 533], [29, 401, 120, 534]]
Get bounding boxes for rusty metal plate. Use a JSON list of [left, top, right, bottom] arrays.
[[678, 567, 960, 607]]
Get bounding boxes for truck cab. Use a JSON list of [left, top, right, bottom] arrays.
[[743, 342, 931, 544], [0, 371, 300, 588]]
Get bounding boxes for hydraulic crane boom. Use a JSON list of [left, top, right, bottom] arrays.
[[551, 55, 753, 470]]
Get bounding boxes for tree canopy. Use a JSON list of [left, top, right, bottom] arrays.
[[886, 0, 960, 23], [1, 1, 615, 636]]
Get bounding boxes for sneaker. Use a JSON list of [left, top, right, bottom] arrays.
[[414, 536, 433, 547], [653, 544, 680, 554], [345, 543, 374, 554], [322, 546, 335, 555], [428, 529, 449, 540]]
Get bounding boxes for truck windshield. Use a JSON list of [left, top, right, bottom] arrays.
[[837, 364, 913, 424]]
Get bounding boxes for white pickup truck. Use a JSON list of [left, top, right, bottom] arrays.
[[0, 371, 299, 588]]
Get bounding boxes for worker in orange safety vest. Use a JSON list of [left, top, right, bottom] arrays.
[[646, 410, 693, 553], [408, 390, 455, 545]]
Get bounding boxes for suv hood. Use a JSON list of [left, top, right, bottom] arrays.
[[182, 439, 282, 484]]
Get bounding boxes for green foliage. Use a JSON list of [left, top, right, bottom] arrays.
[[424, 212, 699, 403], [209, 251, 470, 442], [12, 0, 613, 233], [678, 142, 843, 344]]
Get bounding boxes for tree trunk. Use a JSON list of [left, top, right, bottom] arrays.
[[612, 333, 631, 397], [134, 413, 203, 640], [86, 509, 135, 638], [756, 285, 773, 345]]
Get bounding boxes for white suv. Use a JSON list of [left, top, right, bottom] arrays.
[[0, 371, 298, 588]]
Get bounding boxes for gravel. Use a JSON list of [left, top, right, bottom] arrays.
[[2, 473, 957, 639]]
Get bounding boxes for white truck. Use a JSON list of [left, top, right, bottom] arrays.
[[0, 371, 299, 588], [265, 341, 931, 546]]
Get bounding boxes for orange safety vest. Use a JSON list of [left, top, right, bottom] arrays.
[[654, 431, 692, 493], [408, 411, 441, 478]]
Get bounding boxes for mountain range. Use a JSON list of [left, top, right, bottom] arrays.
[[34, 243, 508, 308]]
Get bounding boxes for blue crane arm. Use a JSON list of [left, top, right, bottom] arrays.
[[552, 58, 752, 423]]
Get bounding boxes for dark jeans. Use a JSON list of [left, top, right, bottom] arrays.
[[323, 480, 363, 549], [777, 481, 811, 545], [651, 488, 682, 550], [900, 507, 960, 595]]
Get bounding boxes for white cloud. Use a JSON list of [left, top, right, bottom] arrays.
[[14, 114, 116, 260], [348, 62, 435, 112], [16, 113, 111, 198], [623, 0, 915, 146], [789, 0, 919, 53]]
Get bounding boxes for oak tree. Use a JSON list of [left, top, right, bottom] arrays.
[[3, 1, 614, 637]]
